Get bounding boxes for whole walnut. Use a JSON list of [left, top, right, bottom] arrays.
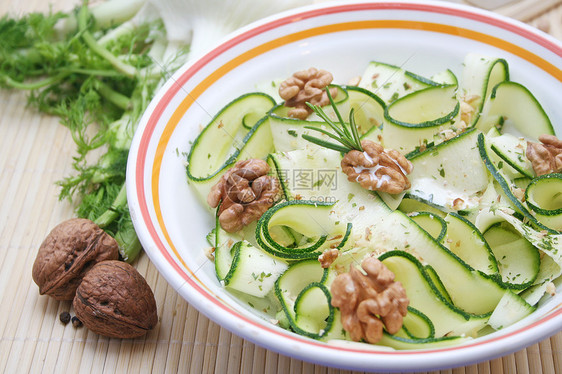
[[73, 260, 158, 339], [32, 218, 119, 300]]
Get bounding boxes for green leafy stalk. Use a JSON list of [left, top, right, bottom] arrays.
[[91, 182, 141, 261], [1, 72, 70, 90], [301, 134, 351, 153], [76, 4, 138, 78], [303, 87, 364, 153], [92, 79, 131, 110], [93, 182, 127, 228], [0, 0, 185, 262]]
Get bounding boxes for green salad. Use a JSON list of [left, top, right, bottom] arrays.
[[186, 53, 562, 349]]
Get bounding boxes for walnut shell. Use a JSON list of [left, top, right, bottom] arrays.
[[73, 260, 158, 339], [32, 218, 119, 300]]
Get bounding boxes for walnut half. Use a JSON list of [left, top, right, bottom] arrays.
[[527, 134, 562, 176], [279, 67, 338, 120], [330, 256, 409, 344], [341, 140, 413, 194], [208, 159, 280, 232]]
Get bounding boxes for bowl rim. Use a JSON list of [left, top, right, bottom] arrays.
[[127, 0, 562, 371]]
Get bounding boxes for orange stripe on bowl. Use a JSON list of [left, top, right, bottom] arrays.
[[151, 19, 562, 280]]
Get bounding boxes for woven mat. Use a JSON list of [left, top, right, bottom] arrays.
[[1, 0, 561, 372]]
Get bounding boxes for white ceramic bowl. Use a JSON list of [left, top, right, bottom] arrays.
[[127, 1, 562, 371]]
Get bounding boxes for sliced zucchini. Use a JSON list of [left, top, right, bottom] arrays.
[[459, 53, 509, 127], [525, 173, 562, 231], [424, 265, 453, 303], [215, 243, 235, 282], [489, 133, 534, 178], [488, 208, 562, 266], [379, 251, 490, 337], [360, 124, 383, 144], [483, 223, 540, 289], [268, 147, 342, 201], [407, 128, 488, 211], [431, 69, 458, 86], [371, 210, 506, 315], [443, 213, 499, 275], [519, 282, 550, 306], [214, 209, 257, 280], [275, 260, 332, 339], [320, 309, 347, 341], [255, 200, 344, 259], [487, 143, 525, 182], [477, 132, 559, 234], [518, 256, 560, 307], [187, 92, 275, 177], [186, 93, 276, 201], [398, 196, 447, 218], [383, 85, 459, 153], [242, 110, 266, 129], [514, 177, 532, 190], [409, 212, 447, 242], [479, 81, 555, 141], [476, 207, 561, 301], [488, 290, 536, 330], [358, 60, 439, 105], [345, 85, 386, 135], [294, 282, 334, 337], [269, 147, 392, 237], [399, 307, 435, 340], [223, 241, 288, 297], [215, 236, 235, 281], [194, 55, 562, 348], [268, 114, 327, 153], [268, 86, 350, 152]]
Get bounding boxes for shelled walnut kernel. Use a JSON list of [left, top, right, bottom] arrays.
[[526, 134, 562, 176], [278, 67, 338, 120], [330, 256, 409, 344], [207, 159, 280, 232], [341, 140, 413, 194]]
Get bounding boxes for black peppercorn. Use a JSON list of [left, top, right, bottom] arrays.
[[59, 311, 71, 325], [72, 316, 83, 328]]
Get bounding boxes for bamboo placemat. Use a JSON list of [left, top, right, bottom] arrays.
[[1, 0, 561, 373]]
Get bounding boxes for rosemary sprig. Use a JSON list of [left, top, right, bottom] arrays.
[[302, 87, 364, 153]]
